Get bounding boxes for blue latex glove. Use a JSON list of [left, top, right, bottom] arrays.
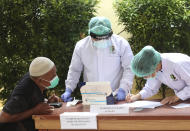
[[117, 88, 126, 101], [61, 88, 73, 102]]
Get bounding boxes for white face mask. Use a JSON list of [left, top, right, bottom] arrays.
[[144, 76, 155, 80], [144, 73, 157, 80], [93, 39, 111, 48]]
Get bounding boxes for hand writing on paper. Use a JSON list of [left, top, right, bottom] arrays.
[[126, 93, 141, 103], [48, 94, 62, 103], [161, 95, 180, 105]]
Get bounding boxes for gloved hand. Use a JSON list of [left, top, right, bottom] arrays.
[[61, 88, 73, 102], [117, 88, 126, 101]]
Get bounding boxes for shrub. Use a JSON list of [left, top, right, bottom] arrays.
[[0, 0, 98, 102], [114, 0, 190, 97]]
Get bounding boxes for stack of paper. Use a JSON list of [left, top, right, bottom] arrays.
[[80, 82, 112, 105], [171, 103, 190, 109], [122, 100, 163, 109]]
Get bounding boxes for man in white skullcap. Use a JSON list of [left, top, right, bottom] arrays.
[[0, 57, 61, 131]]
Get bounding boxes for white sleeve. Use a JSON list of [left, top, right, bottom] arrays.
[[139, 78, 161, 99], [175, 63, 190, 100], [119, 39, 134, 94], [65, 44, 83, 91]]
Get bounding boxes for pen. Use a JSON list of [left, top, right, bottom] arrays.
[[128, 89, 131, 96]]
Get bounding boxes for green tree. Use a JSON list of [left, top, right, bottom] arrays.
[[114, 0, 190, 97], [0, 0, 98, 102]]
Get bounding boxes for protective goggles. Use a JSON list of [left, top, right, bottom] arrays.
[[90, 31, 113, 40]]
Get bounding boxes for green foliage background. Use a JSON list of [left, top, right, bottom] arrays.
[[114, 0, 190, 97], [0, 0, 98, 102]]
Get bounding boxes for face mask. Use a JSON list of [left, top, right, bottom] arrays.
[[144, 74, 156, 80], [93, 39, 111, 48], [145, 77, 155, 80], [41, 75, 59, 89]]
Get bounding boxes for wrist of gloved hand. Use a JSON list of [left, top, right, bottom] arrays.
[[61, 88, 73, 102], [117, 88, 126, 101], [65, 88, 72, 93]]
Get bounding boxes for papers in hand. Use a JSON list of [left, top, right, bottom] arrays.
[[171, 103, 190, 109], [123, 100, 163, 109]]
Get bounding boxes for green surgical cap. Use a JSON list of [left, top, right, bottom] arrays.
[[88, 16, 112, 36], [131, 46, 161, 77]]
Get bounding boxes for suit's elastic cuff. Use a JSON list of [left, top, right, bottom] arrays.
[[139, 90, 147, 99], [66, 87, 73, 92], [119, 85, 130, 95], [176, 91, 188, 101]]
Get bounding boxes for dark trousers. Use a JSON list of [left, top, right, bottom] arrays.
[[0, 122, 37, 131]]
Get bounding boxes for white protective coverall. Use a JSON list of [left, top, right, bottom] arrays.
[[140, 53, 190, 100], [65, 34, 134, 94]]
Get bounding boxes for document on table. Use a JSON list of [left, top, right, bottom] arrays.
[[122, 100, 163, 109], [60, 112, 98, 129], [90, 105, 129, 114], [171, 103, 190, 109]]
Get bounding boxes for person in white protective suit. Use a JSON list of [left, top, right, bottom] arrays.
[[61, 16, 134, 102], [127, 45, 190, 105]]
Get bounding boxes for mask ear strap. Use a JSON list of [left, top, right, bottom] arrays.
[[40, 78, 50, 83], [39, 79, 49, 88], [41, 83, 47, 88]]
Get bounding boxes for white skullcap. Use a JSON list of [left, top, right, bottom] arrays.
[[29, 57, 55, 77]]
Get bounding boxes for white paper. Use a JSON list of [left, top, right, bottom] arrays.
[[66, 98, 80, 107], [60, 112, 98, 129], [123, 100, 163, 109], [171, 103, 190, 109], [90, 105, 129, 114]]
